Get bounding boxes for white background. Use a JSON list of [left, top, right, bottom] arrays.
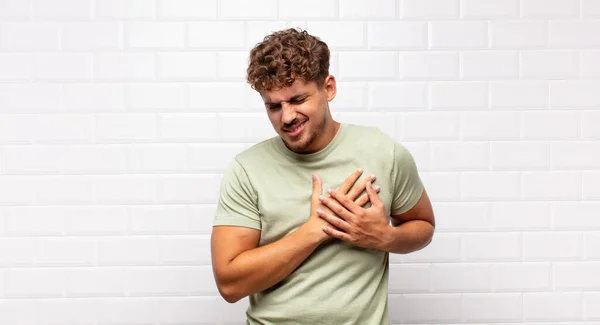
[[0, 0, 599, 324]]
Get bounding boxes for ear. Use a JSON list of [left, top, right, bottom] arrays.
[[323, 75, 337, 102]]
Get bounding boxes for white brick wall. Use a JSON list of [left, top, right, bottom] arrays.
[[0, 0, 598, 324]]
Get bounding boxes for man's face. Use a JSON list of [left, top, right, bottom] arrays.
[[259, 77, 335, 154]]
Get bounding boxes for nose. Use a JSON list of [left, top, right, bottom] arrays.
[[281, 102, 297, 125]]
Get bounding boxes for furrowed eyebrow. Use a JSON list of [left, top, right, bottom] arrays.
[[265, 93, 309, 106]]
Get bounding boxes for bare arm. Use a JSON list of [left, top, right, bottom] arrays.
[[211, 169, 379, 303], [385, 189, 435, 254]]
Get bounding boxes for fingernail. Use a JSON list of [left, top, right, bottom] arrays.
[[319, 195, 324, 201], [316, 209, 322, 215], [327, 188, 332, 195], [370, 174, 376, 180], [357, 168, 363, 173], [312, 174, 316, 180], [375, 185, 380, 191]]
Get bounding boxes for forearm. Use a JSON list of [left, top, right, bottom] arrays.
[[381, 220, 434, 254], [217, 224, 325, 303]]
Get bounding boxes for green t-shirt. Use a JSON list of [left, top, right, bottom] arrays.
[[214, 123, 424, 325]]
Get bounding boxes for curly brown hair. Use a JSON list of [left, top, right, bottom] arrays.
[[247, 28, 330, 92]]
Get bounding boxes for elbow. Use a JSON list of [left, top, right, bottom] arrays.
[[216, 281, 244, 304]]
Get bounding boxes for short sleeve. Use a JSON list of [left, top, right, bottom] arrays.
[[390, 142, 424, 216], [213, 158, 261, 230]]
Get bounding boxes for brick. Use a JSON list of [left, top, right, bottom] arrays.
[[460, 112, 520, 140], [99, 237, 158, 265], [522, 171, 581, 200], [33, 54, 92, 81], [555, 262, 600, 290], [390, 294, 461, 323], [64, 83, 124, 113], [524, 293, 582, 320], [94, 54, 155, 81], [431, 264, 491, 292], [220, 0, 277, 19], [430, 142, 489, 171], [388, 264, 429, 293], [58, 145, 127, 174], [550, 81, 600, 108], [65, 206, 128, 235], [0, 54, 32, 81], [0, 84, 61, 112], [189, 83, 246, 112], [279, 0, 336, 19], [340, 0, 395, 19], [36, 176, 96, 204], [462, 50, 518, 79], [95, 0, 154, 20], [585, 293, 600, 319], [433, 202, 490, 231], [217, 52, 247, 80], [583, 171, 600, 200], [401, 0, 459, 19], [62, 23, 120, 50], [336, 113, 396, 138], [400, 52, 459, 80], [129, 205, 189, 234], [582, 111, 600, 139], [338, 52, 398, 80], [368, 22, 426, 49], [157, 175, 217, 203], [492, 263, 551, 291], [430, 21, 488, 49], [34, 114, 95, 144], [5, 269, 65, 297], [582, 51, 600, 78], [159, 113, 218, 141], [126, 144, 187, 173], [0, 0, 29, 19], [125, 22, 185, 49], [492, 202, 551, 230], [1, 145, 60, 173], [553, 202, 600, 230], [245, 21, 287, 48], [125, 266, 214, 295], [0, 23, 59, 51], [96, 114, 157, 142], [491, 141, 550, 170], [0, 238, 36, 266], [0, 176, 41, 204], [491, 21, 548, 48], [582, 0, 600, 17], [401, 234, 461, 263], [9, 206, 64, 235], [462, 233, 521, 261], [521, 111, 579, 139], [189, 204, 218, 235], [460, 0, 519, 18], [94, 175, 157, 204], [32, 0, 90, 19], [369, 82, 426, 110], [331, 82, 368, 111], [524, 232, 582, 260], [156, 0, 217, 19], [551, 141, 600, 169], [0, 300, 37, 324], [402, 112, 459, 140], [306, 22, 364, 49], [521, 50, 579, 79], [462, 293, 522, 321], [490, 81, 548, 109], [189, 22, 245, 49], [66, 267, 125, 296], [126, 83, 187, 111], [550, 21, 600, 48], [521, 0, 580, 18], [586, 233, 600, 259], [431, 82, 487, 109], [157, 52, 217, 80], [416, 172, 460, 201], [158, 236, 210, 265], [36, 238, 96, 266]]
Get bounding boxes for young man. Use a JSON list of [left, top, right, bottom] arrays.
[[211, 28, 435, 324]]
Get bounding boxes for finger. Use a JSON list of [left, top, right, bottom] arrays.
[[319, 193, 356, 222], [316, 209, 352, 233], [322, 225, 354, 244], [337, 168, 363, 196], [347, 174, 377, 201], [366, 181, 383, 208], [326, 188, 362, 217], [312, 173, 322, 200], [355, 185, 380, 207]]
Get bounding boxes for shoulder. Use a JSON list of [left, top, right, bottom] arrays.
[[343, 123, 396, 151], [233, 136, 280, 166]]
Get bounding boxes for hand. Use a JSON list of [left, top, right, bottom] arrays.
[[317, 180, 391, 250], [306, 169, 380, 243]]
